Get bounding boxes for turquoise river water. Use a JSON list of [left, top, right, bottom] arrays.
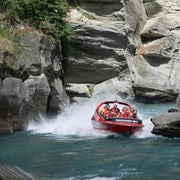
[[0, 94, 179, 180]]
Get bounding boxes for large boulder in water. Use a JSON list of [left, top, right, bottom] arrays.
[[151, 112, 180, 138], [151, 94, 180, 138]]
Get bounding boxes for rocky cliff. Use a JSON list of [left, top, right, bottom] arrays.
[[65, 0, 180, 102], [0, 30, 70, 134]]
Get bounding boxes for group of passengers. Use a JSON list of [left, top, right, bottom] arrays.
[[100, 104, 137, 119]]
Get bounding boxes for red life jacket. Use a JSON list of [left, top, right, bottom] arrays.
[[121, 109, 130, 118], [111, 107, 119, 117], [102, 107, 110, 116]]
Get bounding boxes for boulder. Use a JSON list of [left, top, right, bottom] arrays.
[[0, 73, 69, 134], [0, 78, 27, 134], [151, 112, 180, 138], [151, 94, 180, 137], [92, 77, 134, 99], [24, 73, 50, 120], [47, 78, 70, 113], [66, 83, 91, 98]]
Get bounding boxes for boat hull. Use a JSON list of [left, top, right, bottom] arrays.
[[91, 100, 144, 134], [91, 119, 143, 134]]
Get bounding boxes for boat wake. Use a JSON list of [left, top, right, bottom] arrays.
[[28, 93, 154, 139]]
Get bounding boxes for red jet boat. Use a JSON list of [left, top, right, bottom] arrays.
[[91, 101, 144, 134]]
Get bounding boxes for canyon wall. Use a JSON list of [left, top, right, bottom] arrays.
[[65, 0, 180, 102]]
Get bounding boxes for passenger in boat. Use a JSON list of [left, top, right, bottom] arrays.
[[100, 104, 111, 119], [121, 107, 130, 118], [110, 104, 120, 117], [130, 108, 137, 119]]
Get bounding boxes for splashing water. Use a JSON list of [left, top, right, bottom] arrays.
[[28, 93, 158, 139]]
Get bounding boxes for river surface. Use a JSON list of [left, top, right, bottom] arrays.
[[0, 95, 179, 180]]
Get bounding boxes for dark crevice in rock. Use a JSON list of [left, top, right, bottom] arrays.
[[142, 55, 171, 67], [141, 35, 164, 44]]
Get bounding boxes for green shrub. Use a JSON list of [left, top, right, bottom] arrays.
[[0, 0, 73, 42], [0, 23, 10, 38], [87, 84, 94, 96]]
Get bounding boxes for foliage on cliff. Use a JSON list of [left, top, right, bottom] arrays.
[[0, 0, 73, 41]]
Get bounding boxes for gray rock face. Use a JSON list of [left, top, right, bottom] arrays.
[[15, 32, 61, 76], [14, 31, 70, 113], [65, 1, 130, 84], [65, 22, 129, 83], [65, 0, 180, 103], [132, 0, 180, 102], [0, 31, 70, 134]]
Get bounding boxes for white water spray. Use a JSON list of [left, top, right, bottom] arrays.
[[28, 93, 154, 138], [133, 116, 154, 138]]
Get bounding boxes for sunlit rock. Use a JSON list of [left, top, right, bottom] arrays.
[[66, 83, 91, 99], [93, 77, 134, 99]]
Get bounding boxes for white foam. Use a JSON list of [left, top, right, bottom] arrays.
[[28, 93, 154, 139], [134, 116, 155, 138]]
